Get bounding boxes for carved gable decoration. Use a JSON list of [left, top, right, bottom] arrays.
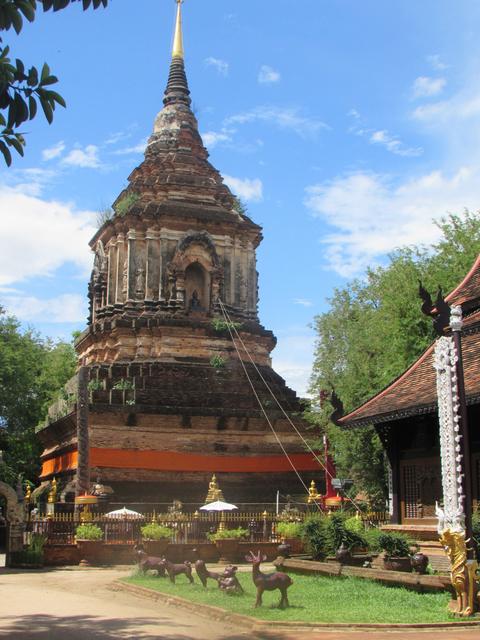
[[172, 231, 221, 273]]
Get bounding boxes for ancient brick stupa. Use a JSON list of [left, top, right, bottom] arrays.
[[37, 1, 320, 505]]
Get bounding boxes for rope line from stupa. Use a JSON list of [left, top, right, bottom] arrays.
[[217, 299, 318, 506], [218, 298, 366, 517]]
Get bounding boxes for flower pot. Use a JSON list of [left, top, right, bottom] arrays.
[[277, 542, 291, 558], [215, 539, 240, 564], [335, 543, 352, 564], [411, 552, 429, 574], [284, 537, 303, 555], [383, 556, 412, 572], [144, 539, 170, 557], [77, 540, 103, 567]]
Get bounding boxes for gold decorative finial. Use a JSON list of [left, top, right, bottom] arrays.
[[48, 477, 57, 504], [172, 0, 184, 60]]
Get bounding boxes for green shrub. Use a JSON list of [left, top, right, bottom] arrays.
[[208, 527, 248, 541], [276, 522, 302, 538], [211, 319, 243, 333], [140, 523, 173, 541], [11, 548, 43, 565], [377, 532, 412, 558], [75, 523, 103, 541], [300, 514, 330, 559], [114, 192, 139, 216], [344, 515, 365, 536], [363, 527, 383, 552], [112, 378, 134, 391], [210, 355, 227, 369], [326, 513, 367, 553], [472, 511, 480, 559]]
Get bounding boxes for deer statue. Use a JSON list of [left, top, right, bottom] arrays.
[[218, 564, 244, 594], [245, 550, 292, 608], [133, 544, 166, 577], [192, 548, 223, 588], [161, 557, 194, 584]]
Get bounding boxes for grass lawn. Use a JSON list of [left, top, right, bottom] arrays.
[[124, 570, 455, 624]]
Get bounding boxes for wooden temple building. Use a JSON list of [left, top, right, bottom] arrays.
[[340, 254, 480, 528], [36, 2, 320, 506]]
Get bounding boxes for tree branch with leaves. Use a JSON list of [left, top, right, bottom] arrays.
[[0, 0, 108, 165]]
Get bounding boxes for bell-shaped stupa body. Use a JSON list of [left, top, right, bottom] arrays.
[[38, 2, 321, 504]]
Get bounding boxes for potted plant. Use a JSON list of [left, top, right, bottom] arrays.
[[275, 521, 303, 555], [75, 523, 104, 566], [10, 533, 46, 569], [327, 513, 367, 564], [208, 527, 248, 563], [377, 532, 414, 572], [140, 522, 173, 556]]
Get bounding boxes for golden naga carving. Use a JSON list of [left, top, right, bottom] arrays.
[[439, 528, 479, 616]]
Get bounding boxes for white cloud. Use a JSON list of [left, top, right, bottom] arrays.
[[204, 57, 229, 76], [42, 141, 65, 161], [272, 331, 315, 397], [105, 130, 130, 145], [2, 293, 87, 323], [348, 111, 422, 157], [258, 65, 281, 84], [305, 167, 480, 277], [225, 106, 328, 139], [412, 76, 446, 99], [112, 138, 147, 155], [293, 298, 313, 307], [412, 90, 480, 124], [0, 185, 95, 286], [201, 131, 233, 148], [63, 145, 101, 168], [223, 175, 263, 202], [370, 130, 423, 157], [427, 54, 449, 71], [6, 168, 58, 197]]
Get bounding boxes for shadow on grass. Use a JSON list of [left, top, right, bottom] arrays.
[[0, 613, 259, 640]]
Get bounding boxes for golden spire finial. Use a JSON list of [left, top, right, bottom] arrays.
[[172, 0, 184, 60]]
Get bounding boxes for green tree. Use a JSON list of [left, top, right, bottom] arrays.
[[0, 306, 76, 485], [309, 211, 480, 506], [0, 0, 108, 165]]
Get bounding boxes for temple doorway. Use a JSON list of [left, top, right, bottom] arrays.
[[185, 262, 210, 312]]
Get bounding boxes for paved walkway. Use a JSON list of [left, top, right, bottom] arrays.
[[0, 567, 246, 640], [0, 566, 479, 640]]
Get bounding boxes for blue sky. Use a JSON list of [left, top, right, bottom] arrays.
[[1, 0, 480, 395]]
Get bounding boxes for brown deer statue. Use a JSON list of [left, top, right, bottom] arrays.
[[133, 544, 166, 577], [161, 557, 194, 584], [192, 548, 222, 588], [245, 550, 292, 608]]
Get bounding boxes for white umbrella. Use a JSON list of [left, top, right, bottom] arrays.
[[104, 506, 144, 519], [199, 500, 238, 511]]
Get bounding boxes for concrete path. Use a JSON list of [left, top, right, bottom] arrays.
[[0, 566, 247, 640], [0, 566, 479, 640]]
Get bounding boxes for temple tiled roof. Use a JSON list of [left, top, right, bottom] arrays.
[[340, 255, 480, 427]]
